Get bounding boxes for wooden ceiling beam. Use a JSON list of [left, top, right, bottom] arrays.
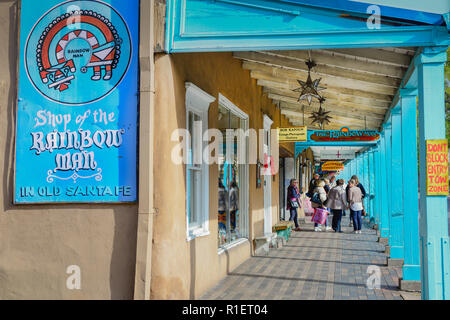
[[235, 51, 401, 88], [243, 61, 398, 96], [256, 78, 393, 103], [278, 101, 384, 123], [265, 87, 388, 114], [289, 118, 371, 130], [263, 50, 406, 79], [281, 109, 380, 128], [286, 118, 347, 131], [327, 48, 413, 67]]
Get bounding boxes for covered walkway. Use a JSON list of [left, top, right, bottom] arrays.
[[165, 0, 450, 300], [201, 216, 407, 300]]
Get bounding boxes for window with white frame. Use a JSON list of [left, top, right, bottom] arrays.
[[185, 82, 215, 240], [217, 93, 249, 248]]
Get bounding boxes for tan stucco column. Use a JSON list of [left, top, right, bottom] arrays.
[[134, 0, 156, 300]]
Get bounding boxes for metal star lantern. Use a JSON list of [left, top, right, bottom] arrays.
[[292, 60, 326, 105], [309, 97, 332, 129]]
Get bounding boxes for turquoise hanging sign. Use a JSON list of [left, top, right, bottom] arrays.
[[14, 0, 139, 203]]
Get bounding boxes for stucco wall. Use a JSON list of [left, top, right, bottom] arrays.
[[0, 1, 138, 300], [152, 52, 294, 299]]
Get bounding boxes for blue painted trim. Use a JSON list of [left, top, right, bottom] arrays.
[[389, 107, 404, 260], [165, 0, 176, 53], [416, 46, 450, 300], [165, 0, 450, 53], [216, 0, 301, 16], [400, 90, 420, 282], [443, 12, 450, 31], [283, 0, 445, 25]]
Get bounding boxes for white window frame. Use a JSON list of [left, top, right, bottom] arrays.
[[185, 82, 215, 241], [217, 93, 250, 252]]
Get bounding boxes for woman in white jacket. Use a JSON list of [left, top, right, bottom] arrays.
[[325, 179, 348, 233], [311, 180, 331, 232]]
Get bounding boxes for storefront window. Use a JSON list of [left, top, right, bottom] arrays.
[[217, 97, 249, 248], [185, 83, 215, 240], [187, 111, 202, 227]]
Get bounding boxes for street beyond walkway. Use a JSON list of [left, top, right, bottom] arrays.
[[201, 216, 406, 300]]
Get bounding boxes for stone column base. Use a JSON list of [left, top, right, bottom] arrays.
[[399, 279, 421, 292], [387, 258, 404, 267], [378, 237, 388, 244]]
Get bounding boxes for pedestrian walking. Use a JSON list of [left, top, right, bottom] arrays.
[[329, 176, 337, 188], [311, 180, 331, 232], [287, 179, 302, 231], [346, 181, 352, 224], [307, 173, 320, 198], [348, 179, 363, 234], [351, 175, 367, 216], [325, 179, 347, 233], [323, 178, 331, 194]]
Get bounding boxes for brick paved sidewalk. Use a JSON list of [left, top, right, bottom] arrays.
[[201, 215, 404, 300]]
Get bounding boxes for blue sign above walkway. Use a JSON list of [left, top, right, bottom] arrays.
[[15, 0, 139, 203]]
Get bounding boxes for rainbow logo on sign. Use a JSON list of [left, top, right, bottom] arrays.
[[25, 0, 132, 105]]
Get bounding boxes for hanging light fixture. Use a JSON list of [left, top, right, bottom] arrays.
[[292, 59, 326, 105], [309, 97, 332, 129]]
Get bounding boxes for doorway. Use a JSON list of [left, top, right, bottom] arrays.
[[263, 115, 273, 235]]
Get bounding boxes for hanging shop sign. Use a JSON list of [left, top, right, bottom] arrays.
[[321, 161, 344, 172], [14, 0, 138, 203], [426, 139, 449, 196], [278, 127, 307, 142], [310, 127, 380, 142]]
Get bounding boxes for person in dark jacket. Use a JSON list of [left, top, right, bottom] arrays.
[[287, 179, 302, 231], [307, 173, 320, 197]]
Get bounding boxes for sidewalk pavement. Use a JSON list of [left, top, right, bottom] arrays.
[[200, 215, 406, 300]]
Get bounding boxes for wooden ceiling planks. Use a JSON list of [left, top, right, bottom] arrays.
[[233, 47, 416, 131]]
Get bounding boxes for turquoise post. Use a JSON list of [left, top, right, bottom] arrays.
[[357, 153, 363, 184], [363, 152, 369, 217], [374, 145, 381, 229], [368, 150, 375, 223], [380, 128, 390, 239], [390, 106, 404, 260], [415, 46, 450, 300], [400, 88, 421, 285], [385, 122, 392, 248], [352, 157, 356, 178]]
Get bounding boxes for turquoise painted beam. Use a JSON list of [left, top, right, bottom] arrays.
[[444, 12, 450, 31], [165, 0, 450, 53], [389, 106, 404, 260], [416, 46, 450, 300], [400, 88, 421, 283], [374, 145, 381, 226]]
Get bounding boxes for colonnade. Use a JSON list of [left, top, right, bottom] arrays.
[[336, 46, 450, 300]]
